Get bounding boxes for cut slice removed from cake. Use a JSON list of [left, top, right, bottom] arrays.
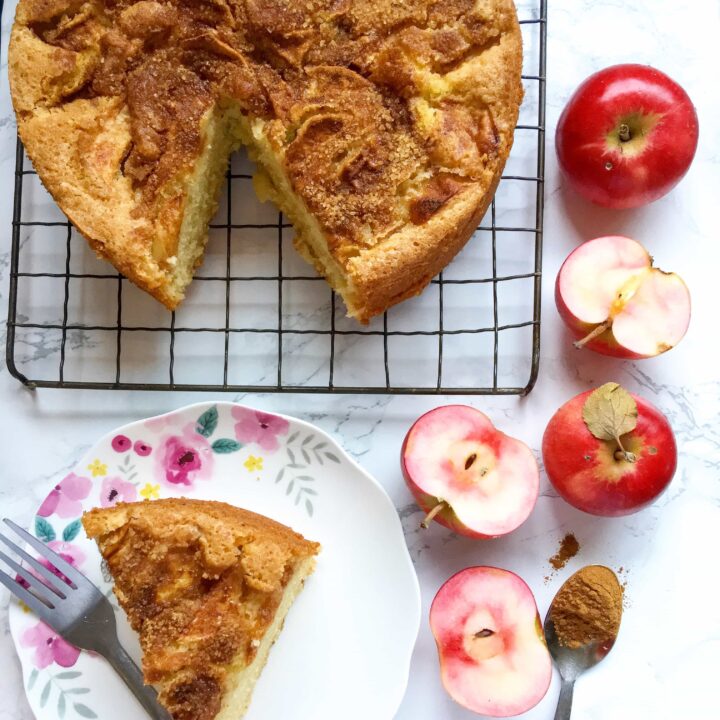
[[82, 498, 320, 720]]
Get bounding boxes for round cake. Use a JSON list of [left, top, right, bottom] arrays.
[[9, 0, 523, 322]]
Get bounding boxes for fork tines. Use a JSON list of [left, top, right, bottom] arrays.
[[0, 519, 78, 618]]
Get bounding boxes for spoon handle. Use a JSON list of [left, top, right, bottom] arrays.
[[553, 678, 575, 720]]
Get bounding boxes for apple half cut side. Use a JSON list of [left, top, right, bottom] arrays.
[[401, 406, 540, 539], [430, 567, 552, 717], [556, 235, 691, 358]]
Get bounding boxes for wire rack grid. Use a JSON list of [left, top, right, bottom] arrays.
[[6, 0, 547, 395]]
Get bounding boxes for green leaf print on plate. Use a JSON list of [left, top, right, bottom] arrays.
[[35, 517, 56, 543], [211, 438, 242, 454], [73, 703, 97, 718], [62, 520, 82, 542], [34, 672, 96, 720], [272, 432, 335, 517], [196, 406, 219, 438]]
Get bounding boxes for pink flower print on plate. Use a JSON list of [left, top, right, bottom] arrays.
[[21, 621, 80, 669], [232, 408, 290, 453], [157, 424, 213, 487], [133, 440, 152, 457], [46, 540, 85, 572], [144, 414, 175, 432], [37, 473, 92, 519], [18, 541, 86, 591], [111, 435, 132, 453], [100, 476, 138, 507]]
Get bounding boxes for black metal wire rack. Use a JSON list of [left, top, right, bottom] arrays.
[[6, 0, 547, 395]]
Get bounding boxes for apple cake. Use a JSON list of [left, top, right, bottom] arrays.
[[9, 0, 523, 322], [82, 498, 320, 720]]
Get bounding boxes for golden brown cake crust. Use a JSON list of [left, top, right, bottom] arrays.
[[10, 0, 523, 320], [82, 498, 319, 720]]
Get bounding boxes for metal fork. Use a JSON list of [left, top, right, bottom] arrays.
[[0, 518, 170, 719]]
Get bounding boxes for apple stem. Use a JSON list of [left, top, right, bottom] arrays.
[[619, 123, 631, 142], [574, 320, 612, 349], [614, 435, 638, 463], [421, 502, 446, 529], [614, 447, 638, 463]]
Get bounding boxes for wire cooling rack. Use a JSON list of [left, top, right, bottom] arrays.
[[6, 0, 546, 395]]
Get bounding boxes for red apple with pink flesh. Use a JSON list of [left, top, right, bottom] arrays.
[[556, 235, 691, 358], [401, 406, 539, 538], [542, 383, 677, 516], [430, 566, 552, 717]]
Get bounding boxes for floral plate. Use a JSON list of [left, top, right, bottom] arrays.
[[9, 402, 420, 720]]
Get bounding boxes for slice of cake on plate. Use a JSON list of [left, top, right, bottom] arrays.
[[82, 498, 319, 720]]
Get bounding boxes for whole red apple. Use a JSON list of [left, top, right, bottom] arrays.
[[556, 64, 699, 208], [430, 566, 552, 717], [542, 383, 677, 516], [556, 235, 691, 358], [401, 406, 539, 538]]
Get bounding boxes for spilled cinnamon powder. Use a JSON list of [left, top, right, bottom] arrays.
[[549, 533, 580, 571], [550, 565, 623, 649]]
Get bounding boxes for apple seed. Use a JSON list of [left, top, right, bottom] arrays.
[[474, 629, 495, 638]]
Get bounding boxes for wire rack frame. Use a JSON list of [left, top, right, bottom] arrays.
[[6, 1, 547, 395]]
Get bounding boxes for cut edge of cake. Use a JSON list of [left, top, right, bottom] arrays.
[[216, 553, 316, 720]]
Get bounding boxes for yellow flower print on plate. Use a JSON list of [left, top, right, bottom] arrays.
[[87, 459, 107, 477], [244, 455, 263, 472], [140, 483, 160, 500]]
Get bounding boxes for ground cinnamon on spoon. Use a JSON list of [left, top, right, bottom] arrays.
[[550, 565, 623, 648]]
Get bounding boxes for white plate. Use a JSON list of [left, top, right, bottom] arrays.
[[9, 402, 420, 720]]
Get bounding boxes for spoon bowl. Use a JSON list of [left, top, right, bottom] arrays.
[[543, 565, 622, 720], [543, 613, 616, 683]]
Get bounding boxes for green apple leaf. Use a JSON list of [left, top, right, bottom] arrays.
[[582, 383, 638, 445]]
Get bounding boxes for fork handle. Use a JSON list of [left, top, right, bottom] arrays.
[[553, 677, 575, 720], [104, 642, 171, 720]]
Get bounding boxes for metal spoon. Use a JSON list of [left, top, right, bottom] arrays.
[[543, 586, 620, 719]]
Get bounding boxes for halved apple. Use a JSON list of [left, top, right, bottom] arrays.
[[556, 235, 691, 358], [430, 566, 552, 717], [401, 406, 539, 538]]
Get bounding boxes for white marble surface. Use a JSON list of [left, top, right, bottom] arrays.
[[1, 1, 719, 719]]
